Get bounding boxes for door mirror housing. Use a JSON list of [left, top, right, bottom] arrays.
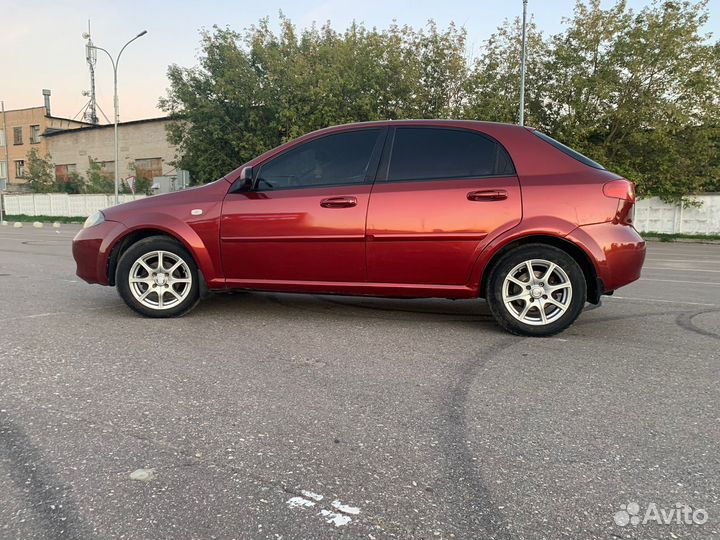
[[239, 166, 254, 190]]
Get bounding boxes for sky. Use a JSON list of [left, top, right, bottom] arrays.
[[2, 0, 718, 122]]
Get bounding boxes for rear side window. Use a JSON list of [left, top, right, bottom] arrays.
[[387, 127, 515, 182], [257, 129, 380, 190], [532, 131, 605, 170]]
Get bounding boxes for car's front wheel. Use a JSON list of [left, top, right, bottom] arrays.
[[116, 236, 200, 318], [486, 244, 587, 336]]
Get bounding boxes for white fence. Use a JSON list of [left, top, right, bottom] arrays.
[[2, 193, 147, 217], [2, 191, 720, 234], [635, 194, 720, 235]]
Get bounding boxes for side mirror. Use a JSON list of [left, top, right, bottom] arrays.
[[239, 166, 254, 190]]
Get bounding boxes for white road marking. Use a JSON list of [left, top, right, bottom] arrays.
[[609, 295, 718, 307], [647, 258, 720, 263], [286, 496, 316, 509], [331, 500, 361, 515], [643, 266, 720, 273], [319, 509, 352, 527], [301, 490, 324, 501], [640, 278, 720, 286], [286, 490, 361, 528]]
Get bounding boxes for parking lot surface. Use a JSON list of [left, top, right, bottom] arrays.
[[0, 224, 718, 539]]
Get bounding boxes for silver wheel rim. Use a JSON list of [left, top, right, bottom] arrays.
[[128, 250, 192, 310], [501, 259, 572, 326]]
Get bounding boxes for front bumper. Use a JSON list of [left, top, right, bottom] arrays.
[[72, 220, 127, 285], [566, 222, 646, 293]]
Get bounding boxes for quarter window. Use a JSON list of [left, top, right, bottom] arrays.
[[387, 127, 515, 182], [257, 129, 381, 190]]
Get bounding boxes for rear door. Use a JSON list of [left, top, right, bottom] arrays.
[[366, 126, 521, 285]]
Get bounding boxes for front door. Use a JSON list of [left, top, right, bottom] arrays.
[[366, 126, 521, 286], [221, 128, 385, 286]]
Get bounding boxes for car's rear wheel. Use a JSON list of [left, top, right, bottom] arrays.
[[486, 244, 587, 336], [116, 236, 200, 318]]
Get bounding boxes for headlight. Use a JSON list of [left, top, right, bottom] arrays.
[[83, 211, 105, 229]]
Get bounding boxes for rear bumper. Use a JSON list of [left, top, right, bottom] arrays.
[[72, 221, 127, 285], [566, 222, 646, 293]]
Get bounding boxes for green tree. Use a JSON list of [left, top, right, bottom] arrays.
[[25, 147, 55, 193], [85, 157, 115, 194], [161, 2, 719, 202], [55, 171, 85, 194]]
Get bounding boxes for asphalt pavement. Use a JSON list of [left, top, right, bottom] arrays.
[[0, 224, 718, 539]]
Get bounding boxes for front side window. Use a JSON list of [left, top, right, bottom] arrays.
[[257, 129, 381, 190], [387, 127, 515, 182]]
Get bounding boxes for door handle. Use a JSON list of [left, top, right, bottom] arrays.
[[467, 189, 508, 201], [320, 196, 358, 208]]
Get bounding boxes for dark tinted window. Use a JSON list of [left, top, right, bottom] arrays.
[[532, 131, 605, 170], [257, 129, 380, 190], [387, 127, 515, 182]]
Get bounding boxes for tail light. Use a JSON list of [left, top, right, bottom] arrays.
[[603, 179, 636, 225], [603, 179, 636, 203]]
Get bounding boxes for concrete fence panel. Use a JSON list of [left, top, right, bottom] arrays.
[[2, 193, 148, 217], [634, 194, 720, 235], [2, 192, 720, 234]]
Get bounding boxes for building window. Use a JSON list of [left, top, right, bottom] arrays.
[[0, 161, 7, 180], [55, 164, 77, 182], [0, 129, 5, 147], [30, 125, 41, 144], [134, 157, 163, 180], [15, 160, 25, 178], [13, 127, 23, 145], [100, 161, 115, 180]]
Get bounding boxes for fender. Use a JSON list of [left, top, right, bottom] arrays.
[[466, 215, 597, 294], [108, 211, 225, 289]]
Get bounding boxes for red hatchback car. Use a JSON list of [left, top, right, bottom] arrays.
[[73, 120, 645, 336]]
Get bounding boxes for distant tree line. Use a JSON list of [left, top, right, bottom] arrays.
[[160, 0, 719, 203]]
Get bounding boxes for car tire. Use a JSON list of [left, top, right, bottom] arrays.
[[485, 244, 587, 337], [116, 236, 201, 318]]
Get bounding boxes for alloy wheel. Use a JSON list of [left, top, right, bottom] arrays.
[[501, 258, 573, 326], [128, 250, 193, 310]]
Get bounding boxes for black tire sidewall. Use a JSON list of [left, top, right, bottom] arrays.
[[486, 244, 587, 337], [116, 236, 200, 318]]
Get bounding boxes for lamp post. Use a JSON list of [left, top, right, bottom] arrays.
[[519, 0, 528, 126], [87, 30, 147, 205]]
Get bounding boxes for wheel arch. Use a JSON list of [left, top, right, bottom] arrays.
[[478, 234, 602, 304], [107, 225, 214, 298]]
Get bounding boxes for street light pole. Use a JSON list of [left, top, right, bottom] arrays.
[[519, 0, 528, 126], [88, 30, 147, 205]]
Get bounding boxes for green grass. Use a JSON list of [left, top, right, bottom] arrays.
[[643, 231, 720, 242], [3, 214, 85, 224]]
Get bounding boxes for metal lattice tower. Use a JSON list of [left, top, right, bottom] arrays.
[[82, 21, 99, 125]]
